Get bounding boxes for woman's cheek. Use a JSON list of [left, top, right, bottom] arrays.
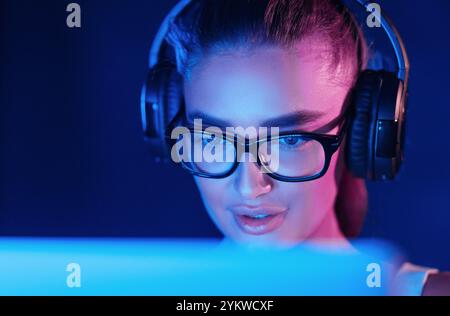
[[308, 156, 341, 211], [276, 182, 325, 238], [193, 177, 230, 225], [279, 157, 341, 239]]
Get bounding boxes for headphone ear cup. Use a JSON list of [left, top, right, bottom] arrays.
[[141, 63, 183, 160], [346, 71, 380, 179]]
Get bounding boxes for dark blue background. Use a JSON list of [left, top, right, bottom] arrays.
[[1, 1, 449, 269]]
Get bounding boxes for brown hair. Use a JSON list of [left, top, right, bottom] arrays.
[[165, 0, 369, 237]]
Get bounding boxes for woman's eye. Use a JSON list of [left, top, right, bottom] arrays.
[[279, 136, 306, 148]]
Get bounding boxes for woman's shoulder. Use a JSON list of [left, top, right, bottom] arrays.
[[396, 262, 450, 296], [422, 271, 450, 296]]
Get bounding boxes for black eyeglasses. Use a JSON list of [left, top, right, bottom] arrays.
[[165, 112, 350, 183]]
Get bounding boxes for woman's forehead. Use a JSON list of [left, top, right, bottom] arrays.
[[183, 44, 354, 130]]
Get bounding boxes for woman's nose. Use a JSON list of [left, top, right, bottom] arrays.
[[233, 153, 273, 199]]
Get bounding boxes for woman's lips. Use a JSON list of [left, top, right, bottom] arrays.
[[229, 205, 288, 235]]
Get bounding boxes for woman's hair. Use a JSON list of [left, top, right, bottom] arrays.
[[165, 0, 369, 237]]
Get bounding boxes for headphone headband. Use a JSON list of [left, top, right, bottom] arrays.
[[149, 0, 192, 68], [353, 0, 410, 83], [149, 0, 409, 82]]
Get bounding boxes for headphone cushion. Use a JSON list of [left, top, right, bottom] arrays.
[[149, 63, 183, 137], [347, 71, 380, 178], [142, 63, 182, 158], [163, 68, 183, 130]]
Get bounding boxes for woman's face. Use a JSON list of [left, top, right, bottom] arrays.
[[183, 38, 356, 247]]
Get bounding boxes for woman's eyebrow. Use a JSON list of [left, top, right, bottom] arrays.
[[260, 110, 325, 128], [186, 110, 325, 128], [187, 111, 231, 127]]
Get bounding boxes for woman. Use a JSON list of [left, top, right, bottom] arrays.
[[166, 0, 368, 246], [154, 0, 448, 294]]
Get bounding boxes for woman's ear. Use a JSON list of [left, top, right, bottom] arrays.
[[334, 145, 368, 238]]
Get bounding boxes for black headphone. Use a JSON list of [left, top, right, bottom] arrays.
[[141, 0, 410, 181]]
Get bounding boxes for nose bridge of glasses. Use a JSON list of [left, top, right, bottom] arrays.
[[226, 132, 282, 167], [235, 137, 260, 163]]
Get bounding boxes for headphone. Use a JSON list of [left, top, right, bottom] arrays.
[[141, 0, 410, 181]]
